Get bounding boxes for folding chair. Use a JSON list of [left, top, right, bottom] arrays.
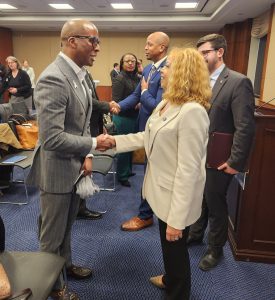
[[0, 251, 65, 300], [92, 149, 116, 191], [0, 150, 33, 205]]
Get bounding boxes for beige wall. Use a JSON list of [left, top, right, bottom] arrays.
[[13, 31, 205, 86], [263, 6, 275, 104]]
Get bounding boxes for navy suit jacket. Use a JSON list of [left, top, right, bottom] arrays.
[[119, 60, 166, 131]]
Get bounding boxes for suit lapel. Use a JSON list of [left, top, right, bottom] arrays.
[[147, 101, 181, 154], [55, 56, 92, 135], [55, 56, 88, 112]]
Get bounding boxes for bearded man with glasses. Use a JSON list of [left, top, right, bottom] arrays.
[[187, 33, 255, 271]]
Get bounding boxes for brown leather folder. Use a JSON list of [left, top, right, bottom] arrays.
[[206, 132, 233, 169]]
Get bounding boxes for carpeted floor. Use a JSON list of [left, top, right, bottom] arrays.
[[0, 165, 275, 300]]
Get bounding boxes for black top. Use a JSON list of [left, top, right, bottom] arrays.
[[0, 69, 32, 98], [112, 70, 140, 118]]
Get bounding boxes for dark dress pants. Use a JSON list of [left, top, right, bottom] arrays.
[[189, 169, 233, 248], [159, 219, 190, 300]]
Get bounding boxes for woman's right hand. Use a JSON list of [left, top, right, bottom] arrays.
[[8, 87, 17, 94], [166, 225, 183, 242]]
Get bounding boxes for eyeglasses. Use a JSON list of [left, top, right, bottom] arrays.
[[123, 60, 136, 64], [200, 49, 217, 56], [70, 35, 100, 47]]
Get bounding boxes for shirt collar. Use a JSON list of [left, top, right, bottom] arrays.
[[152, 56, 167, 70], [210, 63, 225, 82], [59, 52, 87, 82]]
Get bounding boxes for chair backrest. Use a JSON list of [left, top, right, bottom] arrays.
[[0, 103, 13, 123], [92, 155, 114, 175], [0, 251, 65, 300]]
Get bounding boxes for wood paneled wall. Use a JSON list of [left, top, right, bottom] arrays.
[[221, 19, 252, 75], [0, 28, 13, 63]]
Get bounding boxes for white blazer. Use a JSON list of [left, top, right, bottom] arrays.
[[115, 100, 209, 230]]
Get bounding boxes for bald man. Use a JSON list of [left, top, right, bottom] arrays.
[[27, 19, 111, 300], [112, 32, 170, 231]]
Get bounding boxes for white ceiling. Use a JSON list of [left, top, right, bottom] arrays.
[[0, 0, 274, 32]]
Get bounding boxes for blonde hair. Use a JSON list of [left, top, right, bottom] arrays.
[[6, 56, 21, 69], [163, 47, 211, 109]]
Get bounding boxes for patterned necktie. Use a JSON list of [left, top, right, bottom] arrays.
[[148, 65, 156, 81]]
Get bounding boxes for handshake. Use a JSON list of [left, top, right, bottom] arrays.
[[109, 101, 121, 114], [96, 134, 116, 151]]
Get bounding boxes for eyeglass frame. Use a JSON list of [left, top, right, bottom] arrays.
[[67, 35, 100, 47], [123, 59, 137, 64], [199, 49, 218, 56]]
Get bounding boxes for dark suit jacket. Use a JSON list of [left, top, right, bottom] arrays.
[[118, 60, 166, 131], [85, 72, 110, 137], [209, 66, 255, 172], [110, 69, 119, 84], [112, 70, 140, 118]]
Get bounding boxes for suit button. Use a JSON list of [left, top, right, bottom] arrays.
[[163, 117, 167, 121]]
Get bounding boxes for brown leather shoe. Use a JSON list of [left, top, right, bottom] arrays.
[[149, 275, 166, 289], [50, 285, 79, 300], [66, 264, 93, 280], [121, 216, 153, 231]]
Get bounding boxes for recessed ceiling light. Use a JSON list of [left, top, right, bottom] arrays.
[[111, 3, 133, 9], [175, 2, 198, 9], [0, 4, 17, 9], [49, 4, 74, 10]]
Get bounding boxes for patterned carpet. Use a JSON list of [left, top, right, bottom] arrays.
[[0, 165, 275, 300]]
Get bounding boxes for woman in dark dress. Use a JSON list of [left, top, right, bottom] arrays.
[[0, 56, 32, 114], [112, 53, 140, 187]]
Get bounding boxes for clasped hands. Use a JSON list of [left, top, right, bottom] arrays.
[[96, 133, 116, 151], [109, 101, 120, 114]]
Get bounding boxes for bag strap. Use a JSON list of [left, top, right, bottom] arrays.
[[8, 114, 27, 125], [8, 288, 32, 300]]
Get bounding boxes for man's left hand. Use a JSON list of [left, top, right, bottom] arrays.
[[82, 157, 93, 176], [218, 162, 238, 174], [141, 76, 148, 91]]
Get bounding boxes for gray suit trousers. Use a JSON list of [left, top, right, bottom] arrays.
[[39, 189, 80, 289]]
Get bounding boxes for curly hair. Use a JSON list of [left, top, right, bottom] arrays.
[[163, 48, 211, 109]]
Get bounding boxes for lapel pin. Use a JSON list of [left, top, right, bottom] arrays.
[[73, 81, 78, 89]]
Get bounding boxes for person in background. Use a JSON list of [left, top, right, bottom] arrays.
[[187, 33, 255, 271], [111, 31, 169, 232], [22, 59, 36, 110], [107, 47, 211, 300], [0, 56, 32, 113], [137, 58, 144, 78], [76, 70, 117, 220], [0, 62, 7, 103], [22, 60, 35, 88], [112, 53, 140, 187], [26, 19, 112, 300], [110, 62, 120, 84]]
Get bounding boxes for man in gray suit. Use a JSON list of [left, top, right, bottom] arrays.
[[187, 34, 255, 271], [27, 19, 111, 299]]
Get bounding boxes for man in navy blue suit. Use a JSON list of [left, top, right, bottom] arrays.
[[111, 31, 170, 231]]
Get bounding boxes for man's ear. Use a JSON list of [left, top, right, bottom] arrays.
[[216, 48, 224, 59], [68, 37, 77, 49]]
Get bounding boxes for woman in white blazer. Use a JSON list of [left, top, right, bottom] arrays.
[[108, 48, 211, 299]]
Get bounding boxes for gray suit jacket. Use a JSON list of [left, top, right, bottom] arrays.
[[27, 55, 94, 193], [209, 66, 255, 171]]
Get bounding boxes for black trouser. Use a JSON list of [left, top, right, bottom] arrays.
[[189, 169, 233, 248], [159, 219, 190, 300], [0, 215, 5, 252]]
